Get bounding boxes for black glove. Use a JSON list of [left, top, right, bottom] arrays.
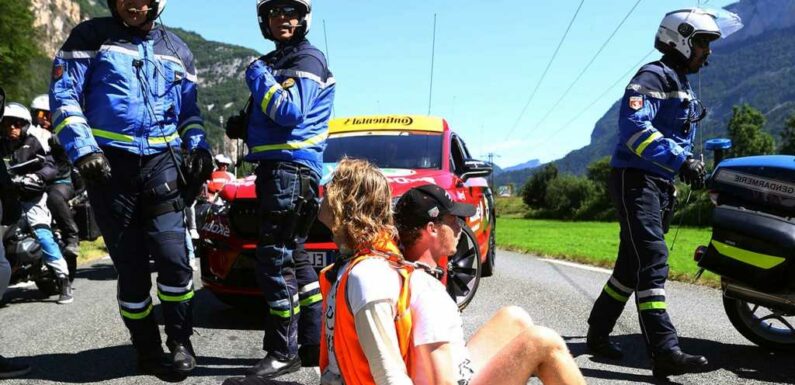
[[679, 157, 706, 189], [75, 153, 112, 185], [184, 149, 213, 184]]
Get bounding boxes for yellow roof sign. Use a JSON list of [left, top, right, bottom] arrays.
[[329, 115, 445, 134]]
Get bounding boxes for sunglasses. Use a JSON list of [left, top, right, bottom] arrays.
[[268, 6, 300, 18]]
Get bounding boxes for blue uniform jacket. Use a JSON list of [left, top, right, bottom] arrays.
[[49, 18, 208, 163], [244, 39, 335, 175], [611, 56, 698, 180]]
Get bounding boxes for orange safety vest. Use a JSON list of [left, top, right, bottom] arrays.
[[319, 238, 414, 385], [207, 170, 234, 193]]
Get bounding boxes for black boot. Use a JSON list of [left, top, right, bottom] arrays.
[[57, 275, 74, 304], [652, 350, 708, 378], [137, 347, 171, 376], [247, 354, 301, 378], [0, 355, 31, 379], [298, 345, 319, 367], [64, 242, 79, 282], [586, 328, 623, 359], [167, 340, 196, 375]]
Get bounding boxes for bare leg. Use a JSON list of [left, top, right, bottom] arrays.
[[468, 306, 585, 385]]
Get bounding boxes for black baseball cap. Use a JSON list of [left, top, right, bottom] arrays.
[[395, 184, 476, 228]]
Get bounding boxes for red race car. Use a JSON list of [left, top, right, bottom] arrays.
[[199, 115, 496, 310]]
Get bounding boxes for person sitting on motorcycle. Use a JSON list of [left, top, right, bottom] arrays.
[[31, 94, 81, 281], [0, 102, 73, 304]]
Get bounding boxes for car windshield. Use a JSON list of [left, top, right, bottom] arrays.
[[323, 131, 443, 169]]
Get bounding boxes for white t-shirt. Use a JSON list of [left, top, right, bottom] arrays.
[[328, 258, 473, 385]]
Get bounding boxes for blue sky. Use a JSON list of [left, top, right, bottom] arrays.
[[163, 0, 736, 168]]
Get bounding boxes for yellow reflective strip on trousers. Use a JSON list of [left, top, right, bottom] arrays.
[[603, 284, 629, 303], [92, 128, 134, 142], [54, 116, 85, 135], [179, 123, 205, 136], [260, 84, 282, 113], [120, 303, 154, 320], [299, 293, 323, 307], [269, 306, 301, 318], [638, 301, 667, 311], [148, 132, 180, 145], [251, 132, 329, 154], [711, 240, 786, 269], [634, 131, 663, 156], [157, 290, 195, 302]]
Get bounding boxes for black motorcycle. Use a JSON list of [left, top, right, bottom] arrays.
[[694, 139, 795, 351]]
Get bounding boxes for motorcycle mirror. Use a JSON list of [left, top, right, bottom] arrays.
[[705, 138, 732, 166], [0, 86, 5, 120]]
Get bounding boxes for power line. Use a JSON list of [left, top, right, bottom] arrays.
[[504, 0, 586, 140], [529, 48, 656, 149], [528, 0, 644, 135], [428, 13, 437, 116]]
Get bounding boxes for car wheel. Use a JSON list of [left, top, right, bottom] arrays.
[[481, 228, 495, 277], [446, 226, 481, 311]]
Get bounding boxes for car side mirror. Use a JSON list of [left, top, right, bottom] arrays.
[[460, 158, 492, 181]]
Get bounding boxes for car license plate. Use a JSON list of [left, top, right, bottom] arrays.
[[309, 251, 327, 268]]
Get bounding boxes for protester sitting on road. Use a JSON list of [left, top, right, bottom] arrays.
[[394, 184, 586, 385], [316, 158, 586, 385]]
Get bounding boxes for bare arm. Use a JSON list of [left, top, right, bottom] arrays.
[[354, 300, 413, 385]]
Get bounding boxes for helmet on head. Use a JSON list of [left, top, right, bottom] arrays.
[[30, 94, 49, 112], [214, 154, 233, 166], [1, 102, 32, 137], [256, 0, 312, 41], [655, 8, 721, 62], [107, 0, 168, 24]]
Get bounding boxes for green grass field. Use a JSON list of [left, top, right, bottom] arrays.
[[78, 237, 107, 264], [497, 218, 720, 286]]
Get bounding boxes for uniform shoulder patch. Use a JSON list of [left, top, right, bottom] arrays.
[[628, 96, 643, 111], [281, 78, 296, 89]]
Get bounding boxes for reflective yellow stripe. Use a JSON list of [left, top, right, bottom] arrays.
[[638, 301, 667, 311], [603, 284, 629, 303], [92, 128, 134, 142], [251, 132, 328, 154], [120, 303, 153, 320], [157, 290, 195, 302], [269, 306, 301, 318], [54, 116, 86, 135], [260, 84, 282, 113], [299, 293, 323, 307], [712, 240, 786, 269], [148, 132, 180, 145], [633, 131, 663, 156], [179, 123, 204, 136]]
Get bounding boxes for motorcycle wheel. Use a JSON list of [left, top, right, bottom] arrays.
[[35, 277, 60, 296], [723, 294, 795, 351], [446, 226, 481, 311]]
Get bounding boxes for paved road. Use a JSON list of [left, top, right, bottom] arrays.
[[1, 251, 793, 384]]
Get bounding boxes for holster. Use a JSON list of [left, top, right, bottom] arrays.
[[266, 171, 318, 247], [661, 186, 676, 234]]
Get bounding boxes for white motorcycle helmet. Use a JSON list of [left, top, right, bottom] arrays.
[[654, 8, 721, 62], [214, 154, 233, 166], [2, 102, 32, 137], [107, 0, 168, 24], [30, 94, 50, 112], [256, 0, 312, 41]]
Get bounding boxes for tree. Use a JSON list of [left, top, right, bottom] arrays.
[[779, 114, 795, 155], [544, 175, 597, 219], [521, 163, 558, 209], [0, 0, 43, 101], [727, 104, 775, 158]]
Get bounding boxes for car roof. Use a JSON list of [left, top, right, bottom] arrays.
[[329, 115, 448, 135]]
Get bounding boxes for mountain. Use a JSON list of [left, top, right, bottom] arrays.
[[502, 159, 541, 172], [27, 0, 258, 156], [553, 0, 795, 176]]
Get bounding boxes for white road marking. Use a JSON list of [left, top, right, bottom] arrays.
[[538, 258, 613, 274]]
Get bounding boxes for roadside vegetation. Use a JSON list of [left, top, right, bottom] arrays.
[[78, 238, 107, 265]]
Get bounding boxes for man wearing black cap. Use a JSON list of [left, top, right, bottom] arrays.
[[393, 184, 586, 385]]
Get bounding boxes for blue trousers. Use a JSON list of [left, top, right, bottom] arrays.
[[588, 168, 679, 356], [88, 149, 193, 352], [255, 160, 322, 360]]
